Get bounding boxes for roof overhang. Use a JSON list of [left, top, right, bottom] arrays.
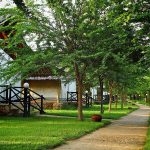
[[28, 76, 62, 80]]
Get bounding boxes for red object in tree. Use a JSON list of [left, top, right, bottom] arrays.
[[0, 33, 4, 39], [0, 32, 8, 39], [91, 114, 102, 122]]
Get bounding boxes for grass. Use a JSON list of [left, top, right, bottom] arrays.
[[45, 102, 138, 120], [0, 116, 110, 150], [0, 101, 138, 150], [144, 118, 150, 150], [131, 99, 150, 106]]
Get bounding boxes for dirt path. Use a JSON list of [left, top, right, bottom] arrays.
[[53, 105, 150, 150]]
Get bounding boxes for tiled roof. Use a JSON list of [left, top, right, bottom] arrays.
[[30, 67, 52, 77]]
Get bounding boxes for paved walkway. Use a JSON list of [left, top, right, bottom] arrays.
[[53, 105, 150, 150]]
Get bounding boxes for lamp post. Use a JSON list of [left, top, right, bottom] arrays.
[[23, 82, 29, 117]]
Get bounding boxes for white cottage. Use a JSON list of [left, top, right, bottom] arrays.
[[23, 68, 77, 103], [0, 48, 21, 86]]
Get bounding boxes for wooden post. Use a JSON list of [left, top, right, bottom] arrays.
[[67, 91, 69, 102], [40, 95, 45, 114], [6, 86, 8, 102], [27, 92, 30, 116], [85, 93, 88, 107], [23, 87, 28, 117], [85, 91, 89, 107], [8, 85, 12, 111], [23, 82, 29, 117]]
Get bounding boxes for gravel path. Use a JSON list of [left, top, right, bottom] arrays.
[[53, 104, 150, 150]]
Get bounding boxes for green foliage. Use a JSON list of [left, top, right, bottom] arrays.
[[0, 0, 149, 101]]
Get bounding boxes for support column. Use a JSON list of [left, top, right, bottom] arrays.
[[23, 82, 29, 117]]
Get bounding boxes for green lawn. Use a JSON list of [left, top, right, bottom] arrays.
[[0, 102, 138, 150], [45, 102, 138, 120], [0, 116, 110, 150], [131, 99, 150, 106], [144, 118, 150, 150]]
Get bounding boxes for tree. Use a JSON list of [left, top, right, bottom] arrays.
[[0, 0, 112, 120], [0, 0, 149, 119]]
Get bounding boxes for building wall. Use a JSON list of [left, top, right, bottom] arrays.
[[91, 86, 108, 100], [0, 49, 21, 101], [0, 48, 12, 85], [28, 80, 61, 102], [60, 80, 76, 100]]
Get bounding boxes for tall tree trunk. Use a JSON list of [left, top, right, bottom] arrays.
[[115, 95, 118, 110], [121, 93, 125, 109], [148, 90, 150, 105], [121, 93, 124, 109], [74, 63, 83, 121], [108, 80, 113, 112], [99, 76, 104, 114], [124, 94, 127, 106]]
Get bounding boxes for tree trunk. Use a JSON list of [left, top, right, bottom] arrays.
[[148, 90, 150, 105], [74, 63, 83, 121], [108, 80, 113, 112], [121, 93, 124, 109], [115, 95, 118, 110], [99, 77, 104, 114], [124, 94, 127, 106], [121, 93, 126, 109]]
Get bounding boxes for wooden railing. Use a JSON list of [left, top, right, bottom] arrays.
[[0, 85, 45, 117]]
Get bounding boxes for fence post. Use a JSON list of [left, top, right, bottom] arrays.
[[76, 92, 78, 102], [67, 91, 69, 102], [27, 93, 30, 116], [23, 82, 29, 117], [6, 85, 8, 102], [23, 87, 28, 117], [40, 95, 45, 114], [87, 96, 89, 107], [8, 85, 12, 111], [85, 91, 89, 107], [90, 97, 93, 106]]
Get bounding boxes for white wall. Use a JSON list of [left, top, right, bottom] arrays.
[[0, 49, 21, 86], [91, 87, 97, 98], [60, 80, 76, 100], [0, 49, 21, 101], [91, 87, 108, 99], [60, 78, 110, 101], [0, 48, 12, 85]]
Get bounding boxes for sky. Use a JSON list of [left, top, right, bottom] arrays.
[[0, 0, 15, 8], [0, 0, 48, 8], [0, 0, 78, 51], [0, 0, 46, 51]]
